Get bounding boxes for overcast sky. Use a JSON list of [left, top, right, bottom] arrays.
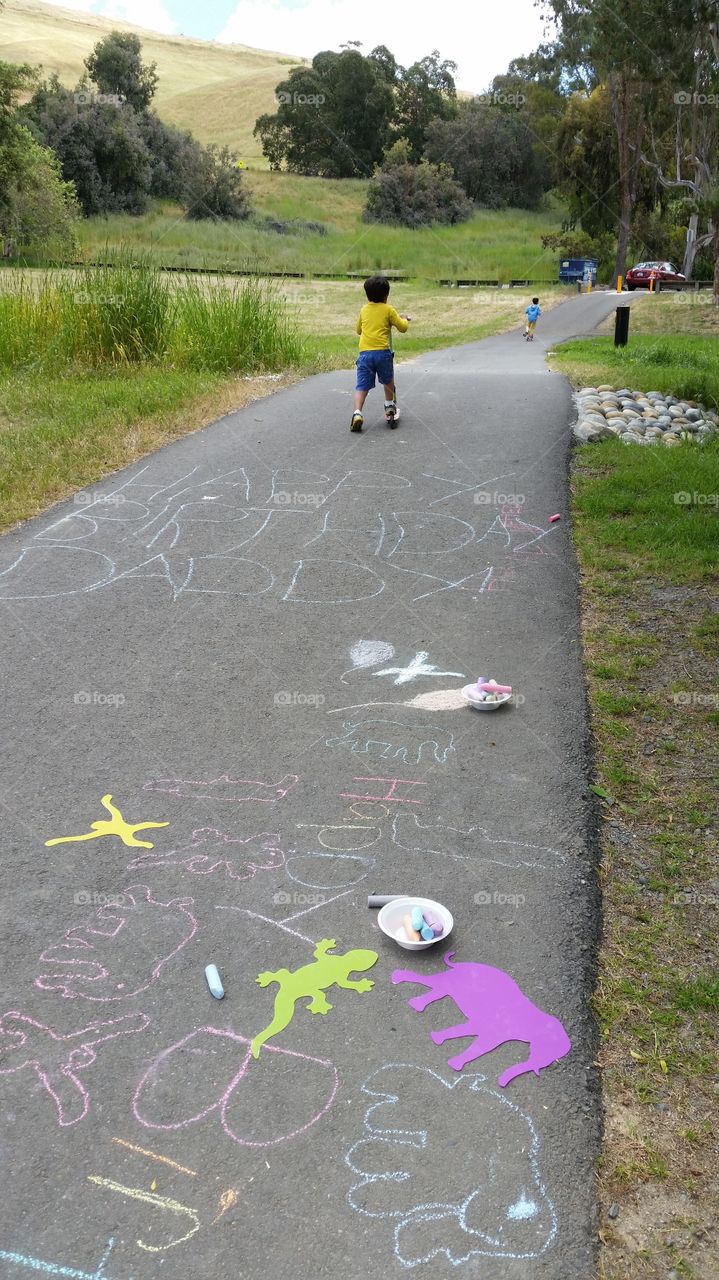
[[44, 0, 553, 93]]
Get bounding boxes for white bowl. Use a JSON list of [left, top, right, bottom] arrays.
[[461, 683, 512, 711], [377, 896, 454, 951]]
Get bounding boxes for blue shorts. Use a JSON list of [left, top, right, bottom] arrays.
[[356, 349, 394, 391]]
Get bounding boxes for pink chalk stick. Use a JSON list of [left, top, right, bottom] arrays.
[[478, 681, 512, 696], [548, 514, 561, 523]]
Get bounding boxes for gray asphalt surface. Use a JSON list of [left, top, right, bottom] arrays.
[[0, 291, 625, 1280]]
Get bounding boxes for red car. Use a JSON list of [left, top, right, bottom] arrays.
[[625, 260, 686, 289]]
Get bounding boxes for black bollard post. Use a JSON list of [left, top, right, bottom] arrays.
[[614, 305, 630, 347]]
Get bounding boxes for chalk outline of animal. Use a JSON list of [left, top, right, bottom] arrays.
[[143, 773, 299, 804], [35, 884, 197, 1002], [393, 952, 571, 1085], [391, 810, 567, 871], [325, 719, 455, 767], [345, 1063, 558, 1266], [251, 938, 378, 1057]]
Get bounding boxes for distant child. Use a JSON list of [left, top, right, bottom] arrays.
[[351, 275, 412, 431], [524, 297, 541, 341]]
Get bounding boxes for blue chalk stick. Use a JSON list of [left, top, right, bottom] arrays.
[[205, 964, 225, 999], [410, 907, 424, 931], [420, 924, 434, 941]]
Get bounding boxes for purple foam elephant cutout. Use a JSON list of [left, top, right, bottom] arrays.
[[392, 952, 571, 1086]]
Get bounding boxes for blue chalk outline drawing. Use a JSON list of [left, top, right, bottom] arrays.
[[0, 1237, 125, 1278], [345, 1064, 558, 1268], [325, 719, 455, 767]]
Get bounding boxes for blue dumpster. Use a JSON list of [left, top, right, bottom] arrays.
[[559, 258, 598, 284]]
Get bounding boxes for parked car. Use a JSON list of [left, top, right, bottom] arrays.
[[625, 261, 686, 289]]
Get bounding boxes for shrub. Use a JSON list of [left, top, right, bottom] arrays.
[[364, 144, 472, 227]]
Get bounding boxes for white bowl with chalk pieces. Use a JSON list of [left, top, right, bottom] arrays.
[[377, 896, 454, 951], [461, 683, 512, 711]]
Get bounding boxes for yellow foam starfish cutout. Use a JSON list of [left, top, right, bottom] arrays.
[[45, 794, 169, 849]]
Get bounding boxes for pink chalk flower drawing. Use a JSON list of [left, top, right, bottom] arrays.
[[35, 884, 197, 1001], [345, 1064, 557, 1267], [393, 952, 571, 1084], [0, 1010, 149, 1125], [127, 826, 285, 880]]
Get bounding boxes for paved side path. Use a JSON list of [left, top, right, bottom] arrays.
[[0, 293, 622, 1279]]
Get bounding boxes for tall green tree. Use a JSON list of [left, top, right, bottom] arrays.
[[632, 3, 719, 286], [393, 51, 458, 158], [0, 60, 36, 230], [84, 32, 158, 112], [22, 77, 153, 215], [424, 99, 548, 209], [541, 0, 682, 282], [254, 48, 394, 176]]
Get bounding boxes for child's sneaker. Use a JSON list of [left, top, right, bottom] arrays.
[[384, 400, 399, 427], [350, 411, 364, 432]]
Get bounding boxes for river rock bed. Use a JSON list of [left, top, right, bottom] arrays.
[[572, 385, 719, 447]]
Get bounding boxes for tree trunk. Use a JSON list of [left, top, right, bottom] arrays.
[[682, 211, 699, 279], [609, 72, 645, 287], [713, 220, 719, 304], [615, 185, 633, 285]]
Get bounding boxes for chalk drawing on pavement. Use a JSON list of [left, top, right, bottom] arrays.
[[326, 720, 455, 767], [0, 1011, 148, 1126], [392, 811, 567, 870], [0, 1236, 119, 1279], [133, 1026, 339, 1146], [345, 1063, 558, 1267], [127, 827, 285, 881], [35, 885, 197, 1001], [143, 773, 298, 805], [285, 851, 374, 889], [87, 1180, 200, 1254], [110, 1138, 197, 1176]]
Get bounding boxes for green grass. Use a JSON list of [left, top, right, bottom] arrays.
[[567, 300, 719, 1278], [0, 367, 222, 527], [69, 191, 567, 280], [572, 437, 719, 580], [0, 259, 303, 373], [552, 334, 719, 409]]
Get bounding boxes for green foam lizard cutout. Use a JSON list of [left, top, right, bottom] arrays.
[[251, 938, 378, 1057]]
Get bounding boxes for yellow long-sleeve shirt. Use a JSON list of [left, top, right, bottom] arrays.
[[356, 302, 409, 351]]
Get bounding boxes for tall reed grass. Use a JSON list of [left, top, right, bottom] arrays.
[[0, 256, 304, 373]]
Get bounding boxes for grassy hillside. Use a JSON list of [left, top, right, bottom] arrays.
[[0, 0, 304, 161], [73, 185, 567, 279]]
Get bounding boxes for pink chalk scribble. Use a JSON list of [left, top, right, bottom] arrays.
[[35, 884, 197, 1002], [127, 826, 285, 880], [0, 1010, 149, 1125], [133, 1026, 339, 1147], [143, 773, 299, 805]]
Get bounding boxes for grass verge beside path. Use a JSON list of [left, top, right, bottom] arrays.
[[558, 317, 719, 1279], [0, 369, 298, 530]]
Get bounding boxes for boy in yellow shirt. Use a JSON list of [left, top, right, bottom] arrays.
[[351, 275, 412, 431]]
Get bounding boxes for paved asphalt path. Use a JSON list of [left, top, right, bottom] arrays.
[[0, 292, 626, 1280]]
